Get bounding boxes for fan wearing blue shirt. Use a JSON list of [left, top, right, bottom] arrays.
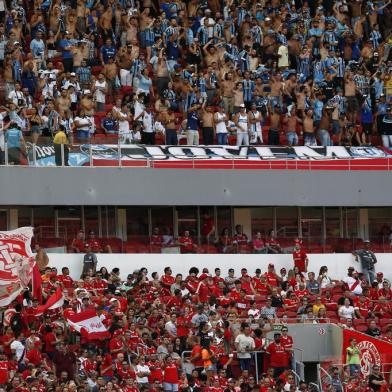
[[58, 31, 74, 72], [100, 38, 117, 65]]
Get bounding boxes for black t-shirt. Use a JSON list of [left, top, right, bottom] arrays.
[[369, 374, 384, 391], [365, 327, 381, 337]]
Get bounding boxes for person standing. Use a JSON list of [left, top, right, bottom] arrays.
[[266, 333, 290, 378], [234, 322, 255, 371], [292, 241, 309, 273], [234, 104, 249, 146], [214, 105, 228, 145], [186, 103, 200, 146], [353, 240, 377, 284], [53, 125, 69, 166], [5, 122, 24, 165], [345, 338, 361, 376], [81, 244, 98, 278]]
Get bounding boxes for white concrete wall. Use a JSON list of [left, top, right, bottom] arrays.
[[47, 253, 392, 282]]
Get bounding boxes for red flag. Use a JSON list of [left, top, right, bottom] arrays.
[[32, 264, 43, 304], [34, 287, 64, 316], [0, 227, 36, 306], [65, 309, 111, 340], [342, 328, 392, 379]]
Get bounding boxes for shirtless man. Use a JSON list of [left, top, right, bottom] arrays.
[[269, 105, 281, 145], [103, 57, 118, 100], [56, 88, 72, 116], [283, 105, 301, 146], [318, 107, 332, 146], [269, 73, 283, 110], [157, 48, 170, 96], [125, 15, 139, 43], [303, 109, 316, 146], [284, 73, 297, 106], [80, 90, 94, 116], [99, 7, 113, 40], [160, 108, 178, 145], [117, 44, 134, 86], [220, 72, 235, 115], [344, 71, 358, 123], [200, 103, 215, 145], [203, 40, 220, 67]]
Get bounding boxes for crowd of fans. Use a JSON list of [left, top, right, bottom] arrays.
[[1, 236, 391, 391], [3, 0, 392, 165]]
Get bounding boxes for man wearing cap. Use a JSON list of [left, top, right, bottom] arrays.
[[353, 240, 377, 284], [234, 104, 250, 146]]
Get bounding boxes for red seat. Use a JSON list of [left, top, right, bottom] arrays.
[[355, 324, 369, 333], [148, 245, 162, 254]]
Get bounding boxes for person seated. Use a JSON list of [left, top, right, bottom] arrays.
[[177, 230, 197, 254], [86, 230, 112, 253], [70, 230, 85, 253]]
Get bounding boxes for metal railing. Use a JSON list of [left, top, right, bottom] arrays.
[[1, 142, 392, 170]]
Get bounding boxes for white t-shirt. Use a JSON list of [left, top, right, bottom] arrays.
[[343, 276, 362, 295], [248, 308, 260, 319], [74, 116, 92, 131], [136, 364, 150, 383], [94, 80, 107, 104], [10, 340, 25, 362], [235, 334, 255, 358], [215, 112, 227, 134], [118, 111, 130, 134], [142, 112, 154, 133], [278, 45, 289, 67], [339, 305, 355, 319], [0, 112, 7, 151], [8, 90, 24, 106]]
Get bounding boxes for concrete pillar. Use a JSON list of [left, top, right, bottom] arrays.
[[358, 208, 369, 240], [233, 208, 252, 238], [9, 209, 18, 230], [116, 208, 127, 241]]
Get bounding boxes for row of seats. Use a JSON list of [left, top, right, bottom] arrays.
[[34, 236, 392, 253]]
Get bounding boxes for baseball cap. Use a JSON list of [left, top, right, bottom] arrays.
[[377, 272, 384, 277], [70, 72, 76, 76], [348, 266, 355, 270], [239, 103, 246, 108], [364, 240, 370, 243]]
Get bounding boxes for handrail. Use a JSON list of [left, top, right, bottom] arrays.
[[3, 142, 392, 170]]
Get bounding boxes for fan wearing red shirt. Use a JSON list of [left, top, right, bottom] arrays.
[[264, 264, 280, 287], [109, 330, 125, 357], [266, 333, 290, 378], [150, 227, 163, 247], [294, 283, 309, 300], [57, 267, 74, 288], [161, 267, 175, 294], [280, 327, 294, 366], [86, 231, 105, 253], [196, 274, 212, 303], [147, 354, 164, 384], [213, 268, 225, 285], [292, 243, 308, 273], [101, 352, 114, 378], [92, 273, 108, 295], [377, 281, 392, 300], [177, 230, 197, 254], [163, 357, 179, 390], [122, 378, 140, 392], [70, 230, 85, 253], [0, 354, 10, 386], [233, 225, 248, 246], [202, 213, 215, 243]]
